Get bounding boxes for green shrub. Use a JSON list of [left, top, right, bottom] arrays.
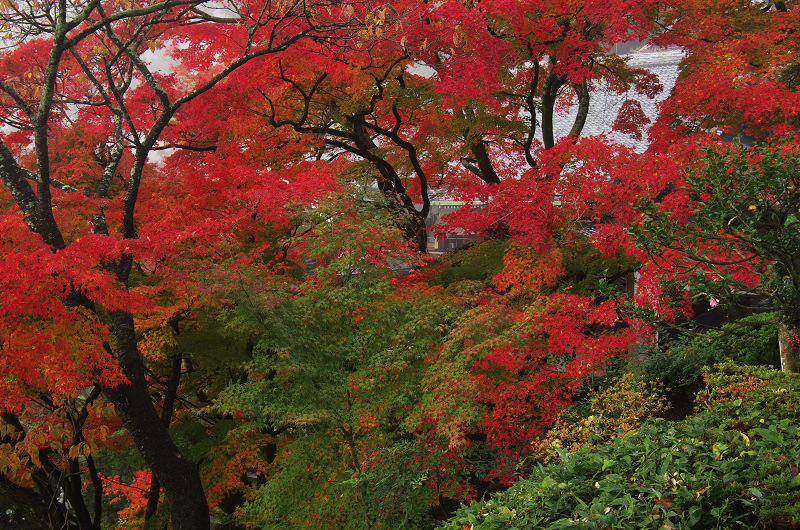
[[441, 364, 800, 530], [426, 240, 509, 288], [635, 315, 779, 416]]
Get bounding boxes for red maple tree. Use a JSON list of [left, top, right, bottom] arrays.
[[0, 1, 368, 527]]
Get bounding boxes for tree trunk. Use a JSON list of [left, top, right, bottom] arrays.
[[777, 322, 799, 373], [403, 210, 428, 253], [102, 310, 210, 530]]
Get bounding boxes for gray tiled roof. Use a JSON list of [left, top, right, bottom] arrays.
[[550, 47, 683, 151]]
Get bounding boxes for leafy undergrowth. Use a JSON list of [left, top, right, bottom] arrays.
[[533, 373, 669, 463], [440, 362, 800, 530], [636, 314, 780, 420], [425, 239, 509, 289]]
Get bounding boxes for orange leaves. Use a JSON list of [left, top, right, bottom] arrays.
[[0, 423, 47, 482], [203, 429, 273, 508], [67, 441, 97, 460], [492, 243, 564, 294], [138, 326, 176, 363], [0, 445, 32, 486], [0, 400, 118, 498], [102, 470, 152, 527]]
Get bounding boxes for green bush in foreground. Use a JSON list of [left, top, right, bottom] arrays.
[[440, 363, 800, 529]]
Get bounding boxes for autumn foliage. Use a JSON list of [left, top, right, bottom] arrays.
[[1, 0, 799, 528]]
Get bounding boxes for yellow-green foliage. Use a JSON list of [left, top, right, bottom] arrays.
[[535, 373, 668, 462]]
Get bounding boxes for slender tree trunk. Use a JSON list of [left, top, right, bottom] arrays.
[[778, 322, 800, 373]]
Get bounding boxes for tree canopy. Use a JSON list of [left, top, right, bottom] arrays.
[[1, 0, 799, 528]]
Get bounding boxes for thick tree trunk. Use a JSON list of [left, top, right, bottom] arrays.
[[403, 210, 427, 253], [102, 310, 210, 530], [145, 350, 183, 523], [778, 322, 800, 373]]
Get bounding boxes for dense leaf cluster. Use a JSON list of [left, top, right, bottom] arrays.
[[442, 364, 800, 529]]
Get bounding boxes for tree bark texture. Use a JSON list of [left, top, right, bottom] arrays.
[[778, 322, 800, 373], [103, 310, 210, 530]]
